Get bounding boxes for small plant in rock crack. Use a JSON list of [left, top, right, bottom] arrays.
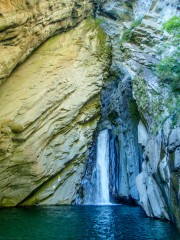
[[122, 18, 143, 42]]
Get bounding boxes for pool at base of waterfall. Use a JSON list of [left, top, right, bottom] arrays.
[[0, 205, 179, 240]]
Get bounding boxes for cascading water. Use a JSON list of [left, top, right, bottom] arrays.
[[82, 129, 110, 205], [95, 129, 110, 204]]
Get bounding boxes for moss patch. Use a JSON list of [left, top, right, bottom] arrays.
[[85, 17, 111, 57], [132, 75, 165, 133]]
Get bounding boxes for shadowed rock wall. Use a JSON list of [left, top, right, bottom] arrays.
[[82, 0, 180, 228]]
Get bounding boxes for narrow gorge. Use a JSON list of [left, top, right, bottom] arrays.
[[0, 0, 180, 236]]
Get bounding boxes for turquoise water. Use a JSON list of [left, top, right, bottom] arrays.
[[0, 205, 179, 240]]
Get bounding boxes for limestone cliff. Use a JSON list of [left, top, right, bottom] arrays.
[[0, 2, 110, 206], [0, 0, 179, 230], [0, 0, 93, 86], [82, 0, 180, 228]]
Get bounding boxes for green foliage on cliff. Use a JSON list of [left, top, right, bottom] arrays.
[[132, 76, 149, 112], [156, 53, 180, 92], [122, 18, 143, 42], [163, 16, 180, 35], [95, 17, 104, 25], [156, 16, 180, 92], [85, 17, 111, 57], [122, 29, 133, 42], [133, 75, 165, 133], [167, 94, 180, 127]]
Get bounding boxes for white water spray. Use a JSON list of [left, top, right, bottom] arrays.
[[95, 129, 110, 204]]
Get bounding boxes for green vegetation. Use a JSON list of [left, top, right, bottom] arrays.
[[167, 95, 180, 127], [85, 17, 111, 56], [122, 18, 143, 42], [122, 29, 133, 42], [132, 75, 149, 112], [155, 16, 180, 92], [153, 16, 180, 129], [163, 16, 180, 35], [132, 75, 165, 133], [156, 53, 180, 92], [95, 17, 104, 26]]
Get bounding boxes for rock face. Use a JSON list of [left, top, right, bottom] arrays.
[[82, 0, 180, 228], [0, 0, 179, 230], [82, 0, 142, 205], [0, 0, 93, 86], [0, 17, 110, 206]]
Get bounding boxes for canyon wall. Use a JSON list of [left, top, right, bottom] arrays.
[[0, 0, 179, 229], [82, 0, 180, 228], [0, 0, 93, 86], [0, 1, 110, 206]]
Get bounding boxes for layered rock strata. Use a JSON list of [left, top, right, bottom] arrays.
[[0, 0, 93, 86], [83, 0, 180, 228], [0, 18, 110, 206], [0, 0, 179, 229]]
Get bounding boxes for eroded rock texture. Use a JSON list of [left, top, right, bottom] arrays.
[[83, 0, 180, 228], [0, 17, 110, 206], [0, 0, 93, 85], [0, 0, 179, 230]]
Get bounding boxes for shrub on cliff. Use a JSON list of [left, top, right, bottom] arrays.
[[156, 16, 180, 92], [156, 53, 180, 91], [163, 16, 180, 35]]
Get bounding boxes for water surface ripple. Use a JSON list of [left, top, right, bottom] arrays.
[[0, 205, 179, 240]]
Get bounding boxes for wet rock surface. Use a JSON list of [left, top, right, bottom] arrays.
[[83, 0, 180, 228]]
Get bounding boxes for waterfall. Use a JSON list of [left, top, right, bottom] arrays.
[[82, 129, 110, 205], [95, 129, 110, 204]]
